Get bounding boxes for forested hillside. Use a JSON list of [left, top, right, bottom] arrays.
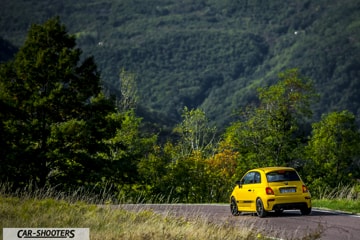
[[1, 0, 360, 129], [1, 17, 360, 202]]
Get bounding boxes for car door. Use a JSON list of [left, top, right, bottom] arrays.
[[237, 172, 256, 211], [249, 171, 262, 210]]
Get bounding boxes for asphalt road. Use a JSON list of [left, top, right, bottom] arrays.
[[118, 204, 360, 240]]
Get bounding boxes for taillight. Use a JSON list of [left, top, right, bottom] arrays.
[[302, 185, 309, 193], [266, 187, 274, 195]]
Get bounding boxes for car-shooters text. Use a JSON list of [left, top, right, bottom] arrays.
[[17, 229, 75, 238]]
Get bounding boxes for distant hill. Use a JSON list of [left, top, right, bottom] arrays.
[[1, 0, 360, 130]]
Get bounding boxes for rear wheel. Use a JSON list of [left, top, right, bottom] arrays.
[[300, 207, 312, 215], [230, 198, 241, 216], [256, 198, 267, 218]]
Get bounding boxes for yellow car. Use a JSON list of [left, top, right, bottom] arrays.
[[230, 167, 311, 217]]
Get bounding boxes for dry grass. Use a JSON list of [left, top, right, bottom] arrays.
[[0, 196, 260, 240], [312, 184, 360, 214], [316, 184, 360, 200], [0, 183, 327, 240]]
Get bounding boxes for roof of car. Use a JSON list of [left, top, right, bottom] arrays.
[[255, 167, 295, 173]]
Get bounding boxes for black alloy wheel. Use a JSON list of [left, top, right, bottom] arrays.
[[256, 198, 267, 218], [230, 198, 241, 216]]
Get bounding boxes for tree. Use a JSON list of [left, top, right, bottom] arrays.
[[305, 110, 360, 189], [118, 68, 138, 111], [0, 17, 118, 189], [223, 69, 317, 169], [257, 68, 316, 165], [142, 107, 218, 203], [46, 93, 118, 189], [102, 110, 157, 185], [205, 141, 239, 202], [173, 107, 217, 156]]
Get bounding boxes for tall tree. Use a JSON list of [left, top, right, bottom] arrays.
[[148, 107, 218, 203], [118, 68, 138, 111], [173, 107, 217, 156], [223, 69, 317, 169], [205, 141, 239, 202], [305, 110, 360, 188], [0, 17, 117, 189]]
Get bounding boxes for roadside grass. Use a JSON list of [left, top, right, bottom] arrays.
[[312, 184, 360, 214], [0, 182, 261, 240], [3, 194, 287, 240], [0, 182, 330, 240], [312, 199, 360, 214], [1, 195, 326, 240]]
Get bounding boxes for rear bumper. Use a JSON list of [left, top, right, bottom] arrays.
[[272, 202, 309, 211], [263, 195, 311, 211]]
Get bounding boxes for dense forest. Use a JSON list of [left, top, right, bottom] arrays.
[[1, 1, 360, 202], [1, 0, 360, 129]]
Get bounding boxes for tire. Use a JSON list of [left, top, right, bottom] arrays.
[[256, 198, 267, 218], [300, 207, 312, 215], [230, 198, 241, 216]]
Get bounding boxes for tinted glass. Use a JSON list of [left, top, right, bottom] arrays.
[[242, 172, 261, 184], [266, 170, 300, 182], [254, 172, 261, 183], [242, 172, 255, 184]]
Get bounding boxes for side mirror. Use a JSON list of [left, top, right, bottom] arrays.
[[235, 180, 242, 188]]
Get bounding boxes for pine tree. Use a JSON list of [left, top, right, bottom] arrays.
[[0, 17, 116, 189]]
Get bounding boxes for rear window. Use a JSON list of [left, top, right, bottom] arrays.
[[266, 170, 300, 182]]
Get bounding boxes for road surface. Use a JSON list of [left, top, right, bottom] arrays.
[[117, 204, 360, 240]]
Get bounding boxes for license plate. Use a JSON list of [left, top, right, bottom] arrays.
[[280, 188, 296, 193]]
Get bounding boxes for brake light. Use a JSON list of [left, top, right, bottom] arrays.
[[302, 185, 309, 193], [266, 187, 274, 195]]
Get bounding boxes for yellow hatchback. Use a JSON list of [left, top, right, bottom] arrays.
[[230, 167, 311, 217]]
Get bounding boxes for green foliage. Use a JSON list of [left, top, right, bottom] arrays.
[[2, 0, 359, 129], [136, 107, 226, 203], [102, 110, 157, 186], [1, 6, 360, 204], [1, 17, 100, 188], [313, 199, 360, 213], [0, 18, 155, 193], [173, 107, 217, 155], [258, 69, 317, 121], [150, 107, 219, 202], [224, 69, 316, 171], [164, 151, 210, 203], [305, 110, 360, 189], [205, 142, 239, 202], [117, 68, 138, 111]]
